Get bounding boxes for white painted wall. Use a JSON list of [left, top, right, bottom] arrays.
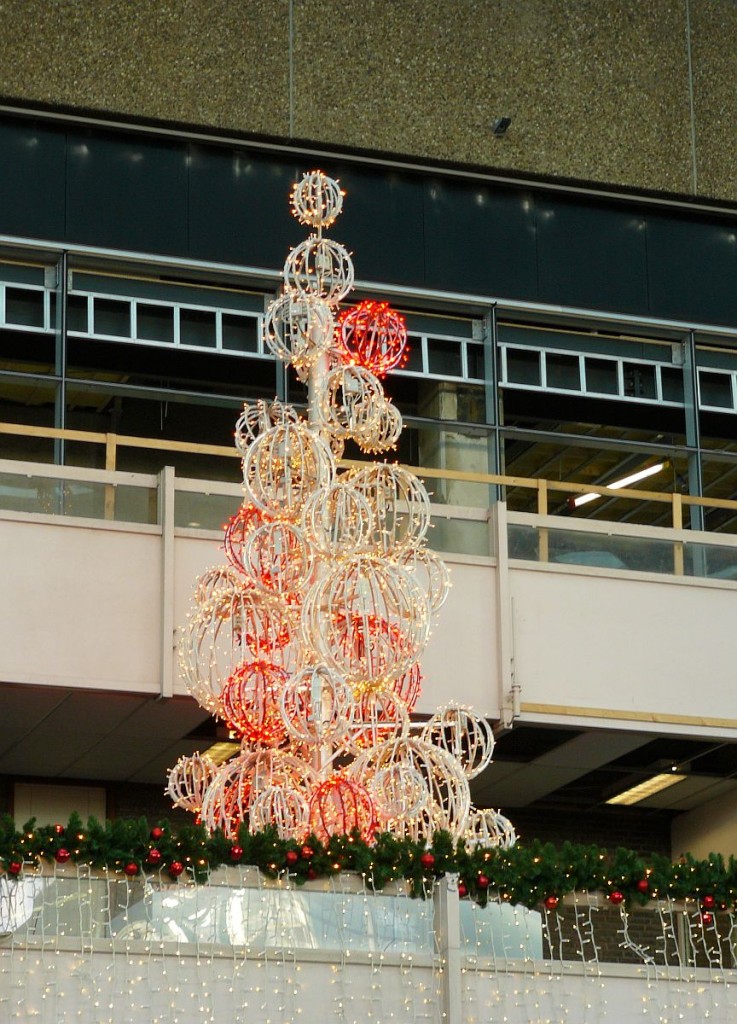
[[671, 786, 737, 859]]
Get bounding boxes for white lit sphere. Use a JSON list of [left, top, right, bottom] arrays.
[[421, 704, 495, 780], [301, 481, 374, 557], [370, 763, 429, 822], [321, 365, 385, 442], [242, 419, 335, 517], [356, 398, 402, 454], [401, 546, 451, 612], [241, 519, 315, 602], [179, 584, 296, 713], [249, 784, 310, 840], [348, 463, 431, 556], [166, 753, 217, 815], [290, 171, 344, 228], [302, 556, 430, 690], [200, 750, 257, 839], [344, 687, 410, 753], [280, 665, 355, 746], [284, 235, 355, 306], [235, 399, 298, 455], [262, 292, 333, 368], [465, 807, 517, 850]]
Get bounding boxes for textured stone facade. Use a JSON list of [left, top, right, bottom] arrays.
[[0, 1, 734, 200]]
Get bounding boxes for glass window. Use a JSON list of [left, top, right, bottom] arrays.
[[222, 314, 258, 353], [137, 303, 174, 344], [180, 308, 216, 348], [545, 352, 580, 391], [93, 298, 131, 337], [5, 287, 45, 329]]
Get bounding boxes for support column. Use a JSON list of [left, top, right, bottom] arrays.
[[158, 465, 176, 699], [434, 874, 463, 1024]]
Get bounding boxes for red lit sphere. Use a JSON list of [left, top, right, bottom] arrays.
[[146, 848, 163, 866], [458, 882, 468, 899], [223, 503, 269, 575], [307, 867, 318, 881], [420, 852, 435, 870], [636, 879, 650, 894], [7, 860, 22, 876], [54, 824, 65, 836], [285, 850, 299, 866], [124, 862, 139, 877], [230, 845, 244, 863], [335, 300, 409, 378], [609, 890, 625, 906], [702, 894, 716, 910], [55, 848, 71, 864], [168, 861, 184, 878], [150, 826, 165, 841], [478, 873, 490, 889], [544, 895, 559, 911], [220, 660, 289, 747], [702, 911, 714, 925], [301, 845, 314, 860], [308, 774, 376, 844]]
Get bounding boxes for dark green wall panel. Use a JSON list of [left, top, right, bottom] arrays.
[[535, 199, 650, 315], [646, 213, 737, 326], [65, 130, 189, 255], [423, 179, 538, 300], [0, 119, 66, 240]]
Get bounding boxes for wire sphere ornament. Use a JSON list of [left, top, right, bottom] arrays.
[[382, 662, 422, 713], [219, 660, 290, 747], [347, 463, 431, 556], [284, 235, 355, 306], [355, 398, 402, 454], [240, 519, 316, 602], [308, 773, 376, 844], [421, 704, 495, 780], [302, 481, 374, 557], [223, 503, 271, 576], [263, 292, 334, 369], [400, 546, 451, 612], [235, 399, 298, 455], [290, 171, 344, 229], [200, 750, 257, 839], [243, 419, 336, 517], [166, 753, 217, 815], [465, 807, 517, 850], [355, 737, 471, 842], [280, 664, 355, 746], [180, 584, 296, 713], [369, 762, 429, 823], [344, 687, 411, 753], [249, 783, 311, 840], [320, 364, 385, 442], [193, 565, 243, 613], [303, 556, 430, 691], [334, 300, 409, 378]]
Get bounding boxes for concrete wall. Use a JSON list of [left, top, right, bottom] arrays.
[[0, 1, 736, 201], [671, 785, 737, 858]]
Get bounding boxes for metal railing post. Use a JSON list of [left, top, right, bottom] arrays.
[[158, 466, 176, 699], [434, 874, 462, 1024]]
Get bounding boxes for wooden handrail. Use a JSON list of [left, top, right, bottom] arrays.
[[3, 419, 737, 524]]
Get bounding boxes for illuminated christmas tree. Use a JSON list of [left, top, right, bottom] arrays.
[[167, 170, 515, 854]]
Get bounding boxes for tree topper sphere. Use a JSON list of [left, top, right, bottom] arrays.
[[335, 300, 409, 378], [291, 171, 344, 229]]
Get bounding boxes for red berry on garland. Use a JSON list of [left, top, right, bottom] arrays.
[[636, 879, 650, 894], [458, 882, 468, 898], [55, 848, 71, 864], [702, 894, 716, 910], [285, 850, 299, 866], [124, 862, 139, 877], [54, 824, 65, 836], [306, 867, 317, 881], [477, 873, 490, 889], [7, 861, 22, 876], [230, 845, 243, 863], [146, 848, 163, 866], [150, 826, 165, 841], [544, 895, 559, 910], [702, 911, 714, 925], [420, 852, 435, 870], [609, 890, 625, 905], [301, 845, 314, 860], [168, 861, 184, 878]]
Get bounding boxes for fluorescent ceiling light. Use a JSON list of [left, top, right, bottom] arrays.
[[203, 741, 240, 765], [573, 462, 667, 508], [606, 772, 686, 806]]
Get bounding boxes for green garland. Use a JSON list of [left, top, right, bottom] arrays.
[[1, 812, 735, 910]]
